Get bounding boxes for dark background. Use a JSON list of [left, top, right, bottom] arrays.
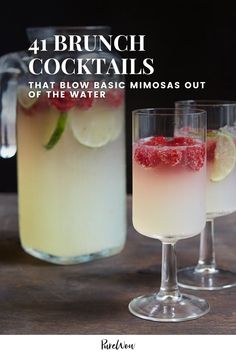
[[0, 1, 236, 193]]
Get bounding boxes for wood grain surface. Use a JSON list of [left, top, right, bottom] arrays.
[[0, 194, 236, 334]]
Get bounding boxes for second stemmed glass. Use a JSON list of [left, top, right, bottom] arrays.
[[130, 108, 209, 322], [176, 100, 236, 290]]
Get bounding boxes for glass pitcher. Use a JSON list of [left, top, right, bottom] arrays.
[[0, 27, 126, 264]]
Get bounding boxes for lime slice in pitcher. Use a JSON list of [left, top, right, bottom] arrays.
[[70, 105, 117, 148], [17, 85, 38, 109], [210, 132, 236, 182]]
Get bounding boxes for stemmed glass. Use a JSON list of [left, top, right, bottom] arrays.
[[129, 108, 209, 322], [176, 100, 236, 290]]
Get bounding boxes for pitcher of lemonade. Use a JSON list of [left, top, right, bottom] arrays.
[[0, 27, 126, 264]]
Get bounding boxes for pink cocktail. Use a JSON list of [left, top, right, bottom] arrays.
[[133, 136, 206, 241], [129, 107, 209, 322]]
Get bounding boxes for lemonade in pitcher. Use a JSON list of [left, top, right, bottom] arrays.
[[0, 27, 127, 264]]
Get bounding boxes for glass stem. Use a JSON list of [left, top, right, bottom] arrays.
[[157, 243, 181, 301], [195, 219, 217, 273]]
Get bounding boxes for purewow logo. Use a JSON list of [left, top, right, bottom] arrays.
[[101, 339, 135, 350]]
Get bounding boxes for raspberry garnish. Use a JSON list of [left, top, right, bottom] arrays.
[[183, 145, 205, 171], [76, 96, 94, 110], [159, 149, 182, 166], [144, 136, 167, 146], [134, 136, 205, 170], [134, 146, 159, 167], [49, 91, 77, 112], [169, 137, 195, 146], [105, 89, 124, 107], [207, 139, 216, 161]]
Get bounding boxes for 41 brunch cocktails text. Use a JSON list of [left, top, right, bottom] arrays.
[[27, 32, 155, 76]]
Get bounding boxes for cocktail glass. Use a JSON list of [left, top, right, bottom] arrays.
[[129, 108, 209, 321], [176, 100, 236, 290]]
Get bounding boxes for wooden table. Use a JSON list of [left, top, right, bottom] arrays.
[[0, 194, 236, 334]]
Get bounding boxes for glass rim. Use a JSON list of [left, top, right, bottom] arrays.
[[132, 107, 206, 117], [176, 99, 236, 107]]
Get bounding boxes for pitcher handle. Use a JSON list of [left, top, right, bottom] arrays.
[[0, 52, 27, 158]]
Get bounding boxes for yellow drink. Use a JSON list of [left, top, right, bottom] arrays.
[[17, 90, 126, 263]]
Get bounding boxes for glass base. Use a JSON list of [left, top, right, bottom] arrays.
[[22, 245, 124, 265], [178, 266, 236, 290], [129, 293, 209, 322]]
